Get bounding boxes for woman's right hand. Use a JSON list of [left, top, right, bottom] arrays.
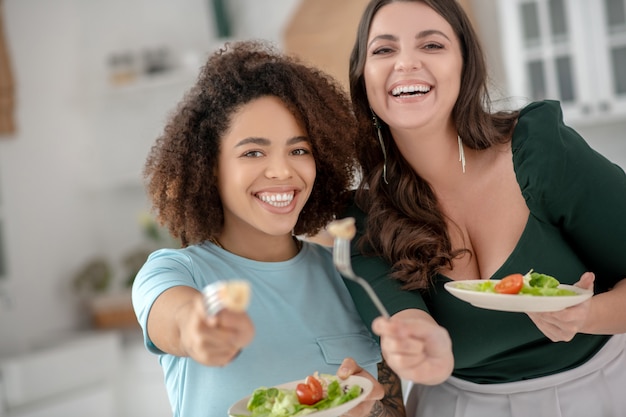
[[176, 293, 255, 366], [372, 309, 453, 385]]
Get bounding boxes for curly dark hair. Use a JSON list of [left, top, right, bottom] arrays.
[[349, 0, 519, 290], [144, 40, 359, 247]]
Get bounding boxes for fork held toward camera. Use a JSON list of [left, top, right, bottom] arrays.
[[328, 218, 390, 319]]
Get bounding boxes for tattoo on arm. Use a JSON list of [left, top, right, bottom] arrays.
[[370, 359, 406, 417]]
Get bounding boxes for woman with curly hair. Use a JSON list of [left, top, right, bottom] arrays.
[[131, 40, 405, 417]]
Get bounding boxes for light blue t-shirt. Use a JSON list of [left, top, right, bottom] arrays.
[[132, 240, 381, 417]]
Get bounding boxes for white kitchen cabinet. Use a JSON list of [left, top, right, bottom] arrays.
[[0, 172, 5, 284], [0, 332, 121, 417], [0, 330, 172, 417], [497, 0, 626, 125], [1, 388, 116, 417], [118, 333, 172, 417]]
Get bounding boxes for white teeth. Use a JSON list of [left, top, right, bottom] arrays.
[[391, 85, 431, 96], [258, 192, 294, 207]]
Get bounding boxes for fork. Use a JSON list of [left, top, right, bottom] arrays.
[[202, 281, 225, 317], [333, 236, 390, 319]]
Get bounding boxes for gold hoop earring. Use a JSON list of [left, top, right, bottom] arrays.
[[372, 113, 389, 184]]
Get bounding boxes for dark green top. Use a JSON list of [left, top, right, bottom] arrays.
[[344, 100, 626, 383]]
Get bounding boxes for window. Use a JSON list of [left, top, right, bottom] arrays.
[[517, 0, 575, 104], [499, 0, 626, 123]]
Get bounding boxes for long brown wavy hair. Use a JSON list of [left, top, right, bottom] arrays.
[[145, 40, 359, 247], [349, 0, 519, 290]]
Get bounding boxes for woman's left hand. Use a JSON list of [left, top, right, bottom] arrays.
[[526, 272, 595, 342], [336, 357, 384, 417]]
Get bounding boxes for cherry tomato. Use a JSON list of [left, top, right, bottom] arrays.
[[296, 375, 324, 405], [296, 384, 315, 405], [494, 273, 524, 294]]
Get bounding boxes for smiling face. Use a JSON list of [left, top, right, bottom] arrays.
[[363, 1, 463, 134], [217, 95, 316, 243]]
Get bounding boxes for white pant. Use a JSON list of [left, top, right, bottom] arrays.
[[405, 334, 626, 417]]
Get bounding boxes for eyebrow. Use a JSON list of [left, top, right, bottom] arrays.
[[368, 29, 451, 48], [234, 135, 309, 147]]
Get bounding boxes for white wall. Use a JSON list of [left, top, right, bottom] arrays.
[[0, 0, 299, 357], [226, 0, 300, 44], [0, 0, 102, 355]]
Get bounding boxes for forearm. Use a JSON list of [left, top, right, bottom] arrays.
[[584, 278, 626, 335], [370, 360, 406, 417], [147, 285, 202, 356]]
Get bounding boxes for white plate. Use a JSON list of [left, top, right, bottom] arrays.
[[228, 375, 373, 417], [444, 280, 593, 312]]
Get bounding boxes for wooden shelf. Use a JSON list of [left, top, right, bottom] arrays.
[[89, 291, 139, 330]]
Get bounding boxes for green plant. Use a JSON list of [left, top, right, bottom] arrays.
[[72, 258, 112, 294]]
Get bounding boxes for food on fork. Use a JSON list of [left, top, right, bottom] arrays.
[[219, 280, 251, 312], [327, 217, 357, 240]]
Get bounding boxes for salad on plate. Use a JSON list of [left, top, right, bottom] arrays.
[[457, 270, 577, 296], [229, 373, 369, 417], [444, 269, 593, 312]]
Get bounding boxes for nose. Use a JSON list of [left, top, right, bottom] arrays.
[[394, 49, 421, 72], [264, 155, 293, 179]]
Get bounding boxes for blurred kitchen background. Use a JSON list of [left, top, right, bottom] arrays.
[[0, 0, 625, 416]]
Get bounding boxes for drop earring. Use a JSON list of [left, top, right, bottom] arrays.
[[372, 113, 389, 184], [458, 135, 466, 173]]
